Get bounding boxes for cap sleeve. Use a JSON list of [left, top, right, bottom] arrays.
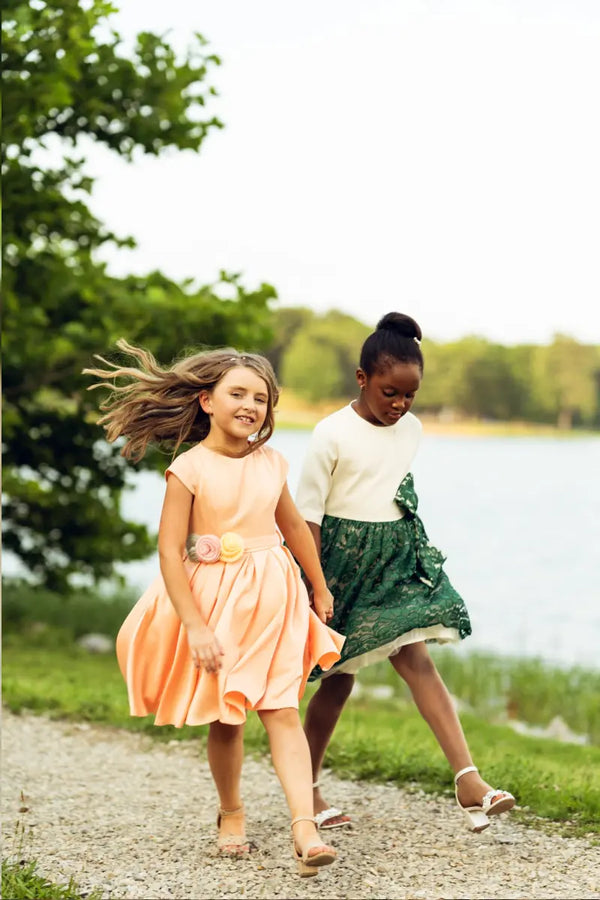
[[165, 450, 198, 495], [295, 422, 338, 526], [265, 445, 289, 488]]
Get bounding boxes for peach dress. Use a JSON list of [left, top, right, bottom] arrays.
[[116, 443, 344, 727]]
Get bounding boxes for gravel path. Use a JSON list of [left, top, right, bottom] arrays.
[[2, 712, 599, 900]]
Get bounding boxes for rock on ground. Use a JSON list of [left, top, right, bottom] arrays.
[[2, 712, 599, 900]]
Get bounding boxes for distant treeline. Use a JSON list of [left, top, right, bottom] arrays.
[[266, 308, 600, 429]]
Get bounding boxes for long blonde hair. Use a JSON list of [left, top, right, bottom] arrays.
[[83, 340, 280, 460]]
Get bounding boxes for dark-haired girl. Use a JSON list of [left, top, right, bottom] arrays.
[[296, 312, 515, 834]]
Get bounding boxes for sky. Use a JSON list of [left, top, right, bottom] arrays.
[[85, 0, 600, 346]]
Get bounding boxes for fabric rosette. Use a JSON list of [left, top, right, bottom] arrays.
[[186, 533, 222, 564], [219, 531, 245, 563]]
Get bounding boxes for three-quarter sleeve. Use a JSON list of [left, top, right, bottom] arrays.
[[295, 424, 338, 526], [165, 450, 198, 495]]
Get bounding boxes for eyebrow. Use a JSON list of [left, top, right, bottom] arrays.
[[229, 385, 268, 398]]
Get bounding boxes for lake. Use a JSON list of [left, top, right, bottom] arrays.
[[118, 429, 600, 671]]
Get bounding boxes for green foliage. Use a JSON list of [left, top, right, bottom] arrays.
[[357, 649, 600, 747], [2, 578, 136, 641], [1, 859, 101, 900], [531, 336, 600, 428], [274, 309, 600, 428], [265, 306, 316, 377], [2, 1, 277, 589], [3, 640, 600, 835], [280, 310, 370, 401]]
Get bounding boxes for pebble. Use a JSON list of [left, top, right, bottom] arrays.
[[2, 712, 599, 900]]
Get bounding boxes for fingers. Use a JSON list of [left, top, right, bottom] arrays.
[[192, 645, 223, 673], [316, 606, 333, 624]]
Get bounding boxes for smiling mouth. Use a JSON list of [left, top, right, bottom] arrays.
[[235, 415, 255, 425]]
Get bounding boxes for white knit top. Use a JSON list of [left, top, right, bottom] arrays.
[[295, 404, 422, 525]]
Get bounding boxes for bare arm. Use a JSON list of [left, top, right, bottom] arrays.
[[275, 483, 333, 622], [158, 474, 224, 671], [306, 520, 322, 561]]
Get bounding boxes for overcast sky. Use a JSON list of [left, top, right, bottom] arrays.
[[86, 0, 600, 346]]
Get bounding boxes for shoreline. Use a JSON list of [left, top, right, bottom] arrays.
[[275, 393, 600, 437]]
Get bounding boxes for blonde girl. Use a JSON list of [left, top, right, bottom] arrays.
[[84, 340, 344, 878]]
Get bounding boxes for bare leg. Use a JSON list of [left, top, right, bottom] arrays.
[[303, 673, 354, 822], [390, 642, 496, 806], [258, 707, 335, 860], [207, 721, 248, 850]]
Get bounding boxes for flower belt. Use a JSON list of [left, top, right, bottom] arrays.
[[186, 532, 280, 564]]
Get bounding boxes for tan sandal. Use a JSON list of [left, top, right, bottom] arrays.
[[217, 805, 250, 855], [291, 815, 337, 877]]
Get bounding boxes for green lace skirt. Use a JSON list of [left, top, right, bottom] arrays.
[[309, 473, 472, 681]]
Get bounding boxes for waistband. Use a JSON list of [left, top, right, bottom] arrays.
[[242, 534, 281, 552]]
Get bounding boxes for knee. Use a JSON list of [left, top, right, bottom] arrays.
[[258, 707, 301, 732], [210, 721, 244, 743], [318, 673, 355, 708], [391, 643, 437, 681]]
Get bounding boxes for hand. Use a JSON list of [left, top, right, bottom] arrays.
[[186, 623, 224, 673], [312, 587, 335, 624]]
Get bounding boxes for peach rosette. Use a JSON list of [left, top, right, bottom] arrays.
[[186, 534, 222, 564], [219, 532, 245, 563]]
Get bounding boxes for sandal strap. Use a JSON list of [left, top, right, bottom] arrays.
[[481, 789, 514, 812], [291, 815, 316, 828], [315, 807, 344, 827], [218, 834, 248, 847], [218, 805, 244, 818], [454, 765, 478, 784]]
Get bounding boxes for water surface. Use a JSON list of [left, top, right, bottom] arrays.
[[119, 429, 600, 670]]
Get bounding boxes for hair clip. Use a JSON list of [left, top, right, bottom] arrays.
[[413, 337, 421, 345]]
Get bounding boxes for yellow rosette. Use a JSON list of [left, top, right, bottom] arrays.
[[219, 532, 245, 563]]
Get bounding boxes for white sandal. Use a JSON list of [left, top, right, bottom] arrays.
[[454, 766, 515, 832], [312, 781, 352, 830]]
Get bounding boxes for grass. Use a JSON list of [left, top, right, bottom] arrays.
[[3, 639, 599, 839], [1, 859, 101, 900], [2, 580, 136, 643], [358, 648, 600, 746]]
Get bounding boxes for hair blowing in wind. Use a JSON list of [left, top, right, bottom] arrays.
[[83, 340, 279, 461]]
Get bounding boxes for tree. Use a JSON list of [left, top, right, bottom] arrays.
[[2, 0, 276, 590], [530, 336, 600, 428], [265, 306, 315, 378], [280, 311, 370, 401]]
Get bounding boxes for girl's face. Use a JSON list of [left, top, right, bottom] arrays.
[[199, 367, 270, 447], [355, 361, 422, 427]]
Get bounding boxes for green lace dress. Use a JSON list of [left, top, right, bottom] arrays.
[[296, 404, 471, 682], [309, 471, 471, 680]]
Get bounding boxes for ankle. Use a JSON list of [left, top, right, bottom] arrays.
[[292, 818, 317, 841], [218, 803, 244, 821]]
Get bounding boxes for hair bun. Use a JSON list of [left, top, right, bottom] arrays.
[[376, 312, 422, 342]]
